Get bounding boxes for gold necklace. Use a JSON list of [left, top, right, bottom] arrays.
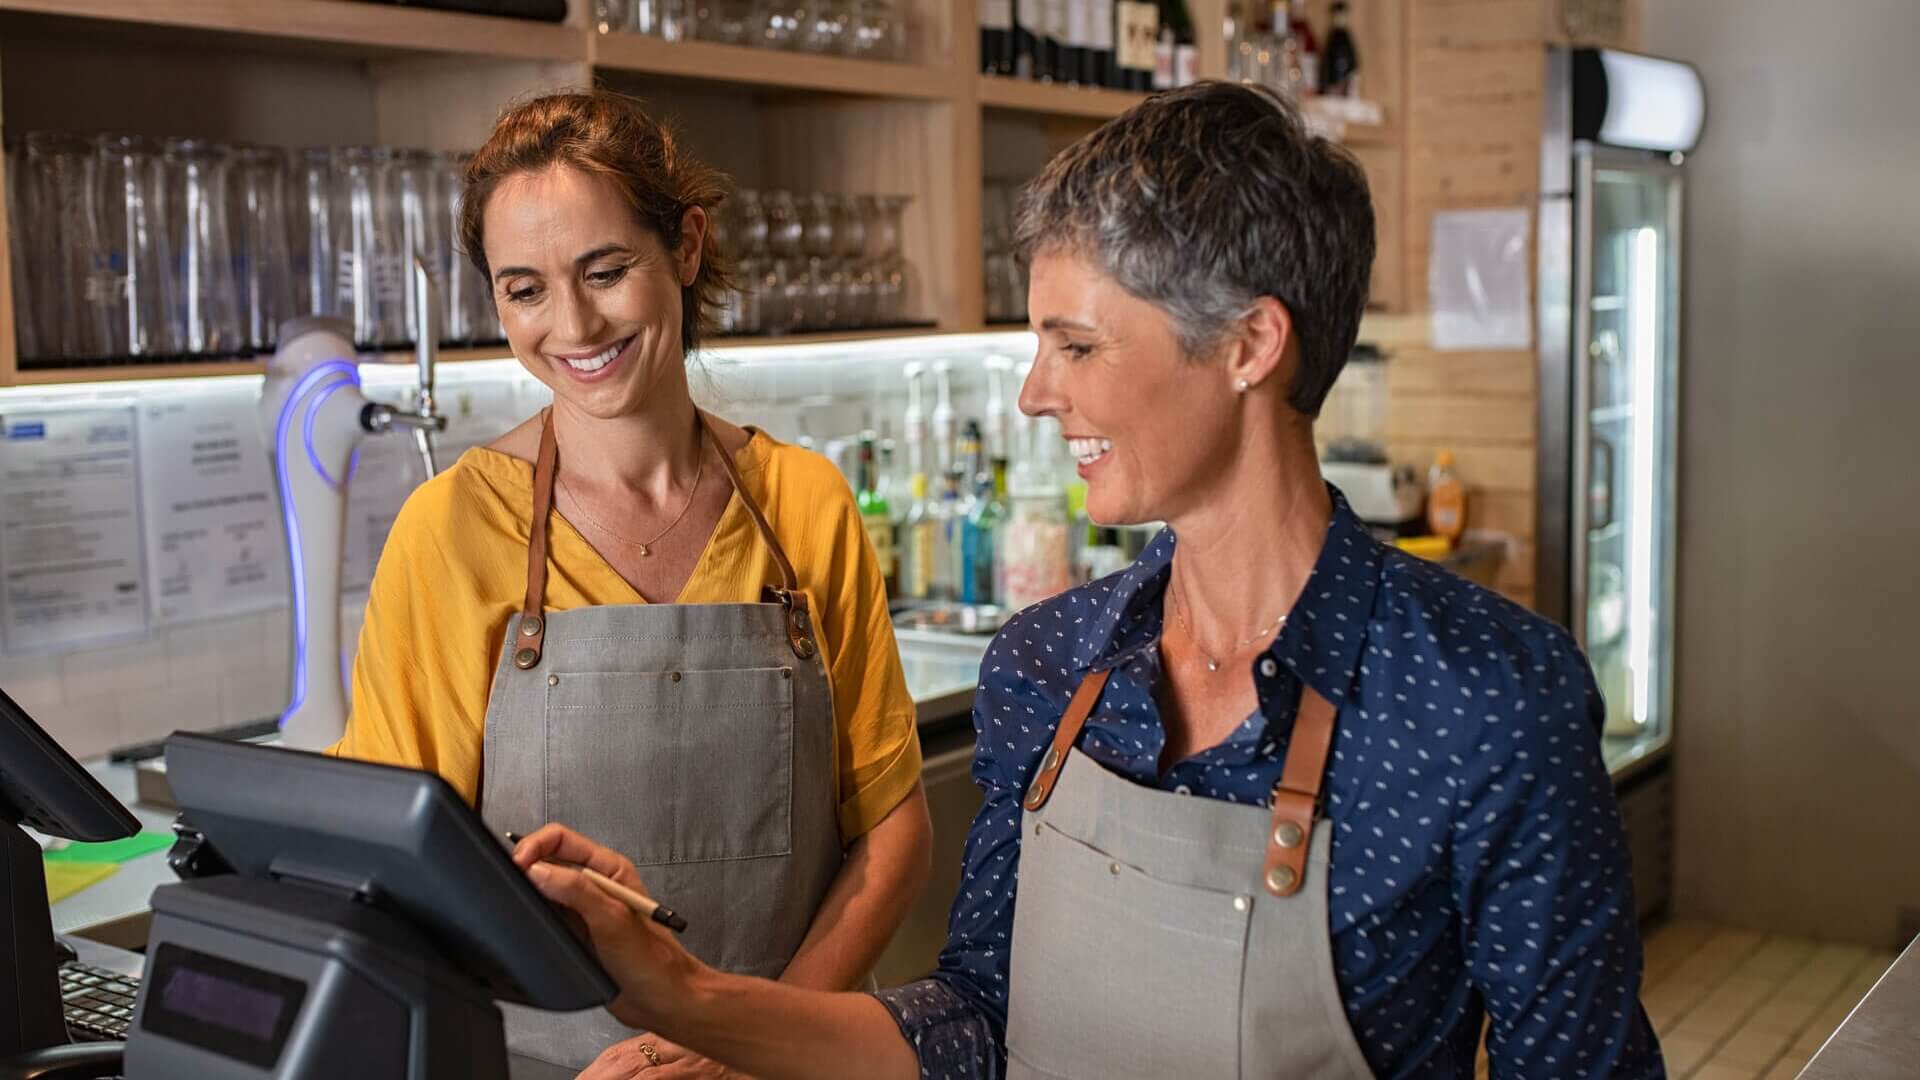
[[1170, 584, 1288, 673], [556, 429, 708, 557]]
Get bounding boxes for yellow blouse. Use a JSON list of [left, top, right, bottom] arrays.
[[330, 430, 923, 840]]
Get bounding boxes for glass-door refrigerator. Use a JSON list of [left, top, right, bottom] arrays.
[[1538, 46, 1704, 918]]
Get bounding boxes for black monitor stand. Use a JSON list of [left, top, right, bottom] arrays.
[[0, 688, 142, 1059]]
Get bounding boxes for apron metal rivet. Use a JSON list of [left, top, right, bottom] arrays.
[[1274, 822, 1304, 849], [781, 668, 791, 679], [1233, 896, 1249, 913], [547, 674, 559, 687], [1109, 862, 1122, 876], [670, 671, 681, 683], [1266, 865, 1297, 892], [514, 648, 538, 669], [520, 615, 543, 637], [1041, 747, 1060, 773]]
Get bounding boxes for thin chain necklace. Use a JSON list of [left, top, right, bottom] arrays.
[[1170, 583, 1288, 673], [556, 428, 708, 558]]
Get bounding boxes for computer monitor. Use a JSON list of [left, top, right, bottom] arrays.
[[162, 734, 615, 1011], [0, 686, 142, 1056]]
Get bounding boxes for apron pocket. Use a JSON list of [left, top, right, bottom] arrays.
[[543, 666, 795, 866], [1006, 820, 1252, 1080]]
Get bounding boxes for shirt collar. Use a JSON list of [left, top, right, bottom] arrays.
[[1072, 486, 1388, 704]]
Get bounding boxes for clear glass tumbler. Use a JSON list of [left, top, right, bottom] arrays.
[[232, 146, 296, 352], [27, 132, 115, 360], [162, 137, 244, 357], [97, 134, 179, 358]]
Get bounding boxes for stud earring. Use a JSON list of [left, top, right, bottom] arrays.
[[1236, 379, 1252, 393]]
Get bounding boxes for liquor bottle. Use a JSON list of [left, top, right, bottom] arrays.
[[856, 432, 896, 595], [1114, 0, 1158, 91], [1287, 0, 1319, 95], [963, 457, 1009, 606], [981, 0, 1015, 74], [1153, 0, 1193, 89], [1321, 0, 1360, 96], [901, 470, 936, 601], [1087, 0, 1116, 87], [1062, 0, 1089, 84], [1014, 0, 1047, 80], [1042, 0, 1069, 82]]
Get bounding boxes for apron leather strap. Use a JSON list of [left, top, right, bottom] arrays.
[[516, 409, 819, 669], [1022, 669, 1113, 811], [707, 421, 817, 661], [512, 410, 560, 670], [1263, 687, 1338, 897], [1020, 667, 1341, 900]]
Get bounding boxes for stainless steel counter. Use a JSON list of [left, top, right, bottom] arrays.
[[52, 632, 991, 946], [1802, 935, 1920, 1078]]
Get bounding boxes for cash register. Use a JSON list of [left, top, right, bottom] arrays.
[[1, 711, 617, 1078]]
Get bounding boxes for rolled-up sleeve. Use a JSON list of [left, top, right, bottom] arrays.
[[874, 630, 1038, 1077]]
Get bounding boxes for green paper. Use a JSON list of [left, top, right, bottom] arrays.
[[45, 861, 118, 903], [42, 830, 173, 864]]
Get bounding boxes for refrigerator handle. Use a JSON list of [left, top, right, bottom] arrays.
[[1589, 435, 1615, 533]]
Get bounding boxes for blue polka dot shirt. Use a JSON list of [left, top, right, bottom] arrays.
[[874, 490, 1663, 1078]]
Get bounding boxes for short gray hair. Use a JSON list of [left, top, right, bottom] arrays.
[[1015, 81, 1375, 416]]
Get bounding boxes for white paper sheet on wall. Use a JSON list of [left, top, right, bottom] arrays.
[[341, 386, 428, 595], [138, 389, 288, 627], [0, 407, 148, 654], [432, 379, 524, 465], [1428, 207, 1534, 351]]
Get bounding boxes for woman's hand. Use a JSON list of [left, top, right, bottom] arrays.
[[574, 1036, 753, 1080], [513, 823, 705, 1032]]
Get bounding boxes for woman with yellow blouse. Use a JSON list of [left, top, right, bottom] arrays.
[[330, 90, 932, 1080]]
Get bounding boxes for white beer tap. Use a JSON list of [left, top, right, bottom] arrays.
[[261, 257, 447, 750]]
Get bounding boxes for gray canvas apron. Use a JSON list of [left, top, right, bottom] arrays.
[[1005, 669, 1376, 1079], [480, 412, 842, 1078]]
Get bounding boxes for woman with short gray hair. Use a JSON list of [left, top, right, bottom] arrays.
[[510, 81, 1663, 1079]]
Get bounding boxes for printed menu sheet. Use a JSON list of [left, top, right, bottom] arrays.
[[137, 388, 287, 627], [0, 407, 147, 653]]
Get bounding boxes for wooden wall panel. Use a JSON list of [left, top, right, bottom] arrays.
[[1396, 0, 1548, 606]]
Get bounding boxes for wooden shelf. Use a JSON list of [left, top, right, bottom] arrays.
[[0, 0, 587, 61], [10, 361, 264, 385], [976, 75, 1148, 120], [593, 33, 953, 100]]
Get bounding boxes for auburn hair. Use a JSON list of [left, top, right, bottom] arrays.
[[458, 89, 734, 354]]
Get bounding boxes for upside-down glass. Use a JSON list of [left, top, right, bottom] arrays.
[[332, 145, 408, 350], [837, 193, 876, 328], [97, 134, 179, 358], [163, 137, 244, 356], [846, 0, 906, 59], [27, 132, 115, 360], [439, 151, 501, 346], [3, 136, 37, 360], [232, 146, 296, 351], [288, 147, 338, 320], [696, 0, 753, 44], [754, 0, 809, 49], [870, 193, 912, 325], [764, 190, 804, 334], [393, 148, 445, 346], [731, 188, 773, 335]]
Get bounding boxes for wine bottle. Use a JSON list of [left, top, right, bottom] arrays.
[[1321, 0, 1360, 96], [981, 0, 1014, 74], [1087, 0, 1116, 87]]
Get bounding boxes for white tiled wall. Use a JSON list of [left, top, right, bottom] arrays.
[[3, 333, 1034, 760]]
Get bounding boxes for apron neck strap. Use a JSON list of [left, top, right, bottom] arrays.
[[512, 408, 806, 671], [510, 412, 561, 670], [1022, 668, 1114, 811], [1019, 665, 1342, 901], [1263, 687, 1337, 897]]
